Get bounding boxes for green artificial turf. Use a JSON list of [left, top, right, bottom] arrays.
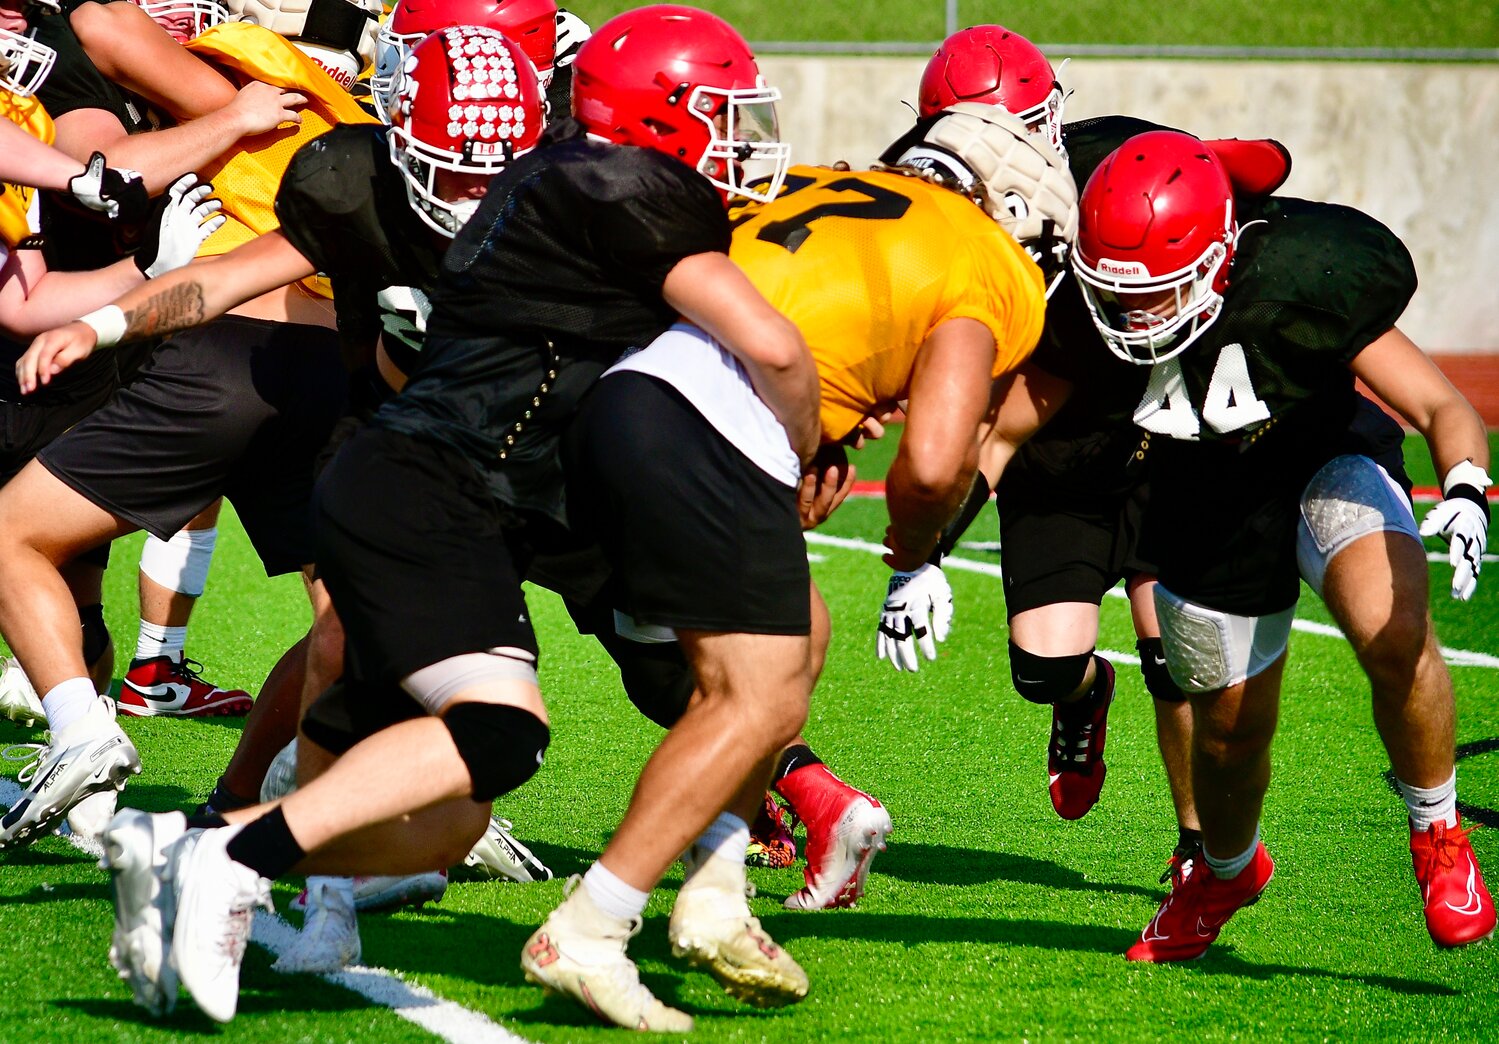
[[0, 431, 1495, 1041]]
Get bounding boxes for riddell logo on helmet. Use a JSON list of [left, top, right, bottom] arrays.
[[1097, 258, 1147, 277], [307, 55, 356, 91]]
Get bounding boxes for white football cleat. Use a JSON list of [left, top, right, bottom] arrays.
[[102, 808, 188, 1016], [273, 876, 361, 973], [0, 698, 140, 849], [669, 850, 808, 1007], [521, 876, 693, 1033], [289, 870, 446, 914], [259, 738, 298, 803], [166, 825, 272, 1023], [463, 816, 552, 882], [0, 657, 43, 728], [68, 789, 120, 840]]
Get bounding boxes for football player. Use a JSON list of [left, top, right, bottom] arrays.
[[23, 0, 314, 723], [63, 5, 807, 1028], [564, 100, 1077, 930], [910, 26, 1295, 886], [24, 22, 549, 977], [0, 18, 369, 852], [1049, 130, 1495, 959]]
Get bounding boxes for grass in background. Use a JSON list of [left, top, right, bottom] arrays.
[[564, 1, 1499, 49], [0, 430, 1495, 1041]]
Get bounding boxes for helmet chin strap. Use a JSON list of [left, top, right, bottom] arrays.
[[449, 197, 481, 226]]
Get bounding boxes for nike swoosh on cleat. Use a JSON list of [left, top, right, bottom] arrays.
[[1048, 773, 1061, 786], [1444, 857, 1485, 916], [126, 681, 195, 710]]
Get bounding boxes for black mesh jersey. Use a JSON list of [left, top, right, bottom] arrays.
[[374, 118, 731, 524], [275, 123, 442, 374]]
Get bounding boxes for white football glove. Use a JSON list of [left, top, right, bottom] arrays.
[[875, 563, 954, 672], [67, 152, 149, 222], [135, 174, 225, 280], [1419, 461, 1491, 602], [554, 8, 591, 67]]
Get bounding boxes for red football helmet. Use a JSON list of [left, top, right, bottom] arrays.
[[571, 4, 789, 204], [1071, 130, 1237, 365], [918, 25, 1065, 157], [386, 25, 546, 237], [373, 0, 556, 119]]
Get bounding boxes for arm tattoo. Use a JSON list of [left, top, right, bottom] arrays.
[[121, 280, 206, 340]]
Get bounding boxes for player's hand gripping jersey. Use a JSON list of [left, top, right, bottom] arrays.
[[729, 164, 1047, 442], [185, 21, 377, 297]]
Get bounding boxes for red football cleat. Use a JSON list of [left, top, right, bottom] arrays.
[[776, 764, 892, 910], [1048, 657, 1114, 820], [1410, 820, 1496, 948], [746, 792, 798, 869], [1126, 841, 1274, 962], [118, 656, 253, 718]]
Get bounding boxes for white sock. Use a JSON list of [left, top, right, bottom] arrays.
[[135, 621, 188, 664], [1397, 771, 1459, 831], [306, 875, 356, 907], [42, 677, 101, 734], [694, 812, 750, 867], [1203, 826, 1260, 880], [139, 527, 216, 597], [582, 861, 650, 921]]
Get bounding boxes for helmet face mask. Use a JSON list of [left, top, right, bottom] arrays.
[[387, 25, 546, 238], [0, 24, 55, 96], [132, 0, 229, 42], [1071, 131, 1237, 365], [688, 81, 789, 203]]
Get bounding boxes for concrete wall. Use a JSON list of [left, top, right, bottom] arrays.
[[759, 57, 1499, 351]]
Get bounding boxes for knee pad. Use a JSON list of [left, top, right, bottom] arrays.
[[443, 702, 550, 801], [79, 603, 110, 668], [1009, 642, 1093, 705], [1136, 637, 1187, 703]]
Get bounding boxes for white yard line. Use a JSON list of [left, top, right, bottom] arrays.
[[805, 531, 1499, 669], [0, 778, 532, 1044]]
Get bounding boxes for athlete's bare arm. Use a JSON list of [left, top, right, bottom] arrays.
[[662, 250, 821, 466], [883, 316, 998, 571], [975, 360, 1075, 486], [51, 83, 304, 194], [0, 123, 93, 192], [14, 231, 314, 392], [69, 0, 238, 119], [0, 248, 147, 339], [1350, 326, 1490, 477]]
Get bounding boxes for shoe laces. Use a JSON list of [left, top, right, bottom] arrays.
[[1049, 703, 1097, 771], [220, 879, 273, 961], [177, 658, 209, 683], [1159, 838, 1204, 888], [1416, 821, 1479, 876], [2, 742, 49, 785]]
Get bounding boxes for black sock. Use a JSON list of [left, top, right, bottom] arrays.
[[187, 811, 229, 830], [224, 807, 306, 880], [1176, 826, 1203, 853], [774, 744, 823, 782]]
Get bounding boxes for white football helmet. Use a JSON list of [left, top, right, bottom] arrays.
[[0, 26, 56, 97], [886, 102, 1078, 298]]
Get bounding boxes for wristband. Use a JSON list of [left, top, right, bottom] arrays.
[[76, 305, 126, 349], [1441, 460, 1492, 498]]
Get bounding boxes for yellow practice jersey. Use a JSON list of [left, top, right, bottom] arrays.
[[730, 165, 1047, 442], [185, 22, 378, 297], [0, 90, 55, 249]]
